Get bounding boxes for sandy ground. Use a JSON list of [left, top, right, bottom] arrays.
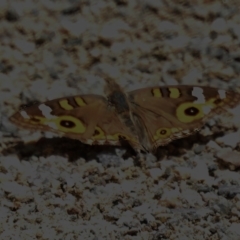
[[1, 0, 240, 239]]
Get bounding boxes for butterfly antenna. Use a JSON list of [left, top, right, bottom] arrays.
[[96, 70, 123, 93]]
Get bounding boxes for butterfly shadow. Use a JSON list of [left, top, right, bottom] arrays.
[[155, 130, 227, 159], [1, 136, 138, 162], [1, 129, 227, 164]]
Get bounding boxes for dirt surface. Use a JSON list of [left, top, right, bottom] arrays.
[[1, 0, 240, 239]]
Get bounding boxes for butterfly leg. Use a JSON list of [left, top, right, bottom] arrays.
[[135, 151, 145, 165], [126, 143, 147, 168]]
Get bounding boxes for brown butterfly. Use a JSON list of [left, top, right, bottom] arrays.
[[10, 79, 240, 156]]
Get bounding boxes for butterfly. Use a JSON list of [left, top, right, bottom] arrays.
[[9, 79, 240, 156]]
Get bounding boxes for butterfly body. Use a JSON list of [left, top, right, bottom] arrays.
[[10, 83, 240, 154]]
